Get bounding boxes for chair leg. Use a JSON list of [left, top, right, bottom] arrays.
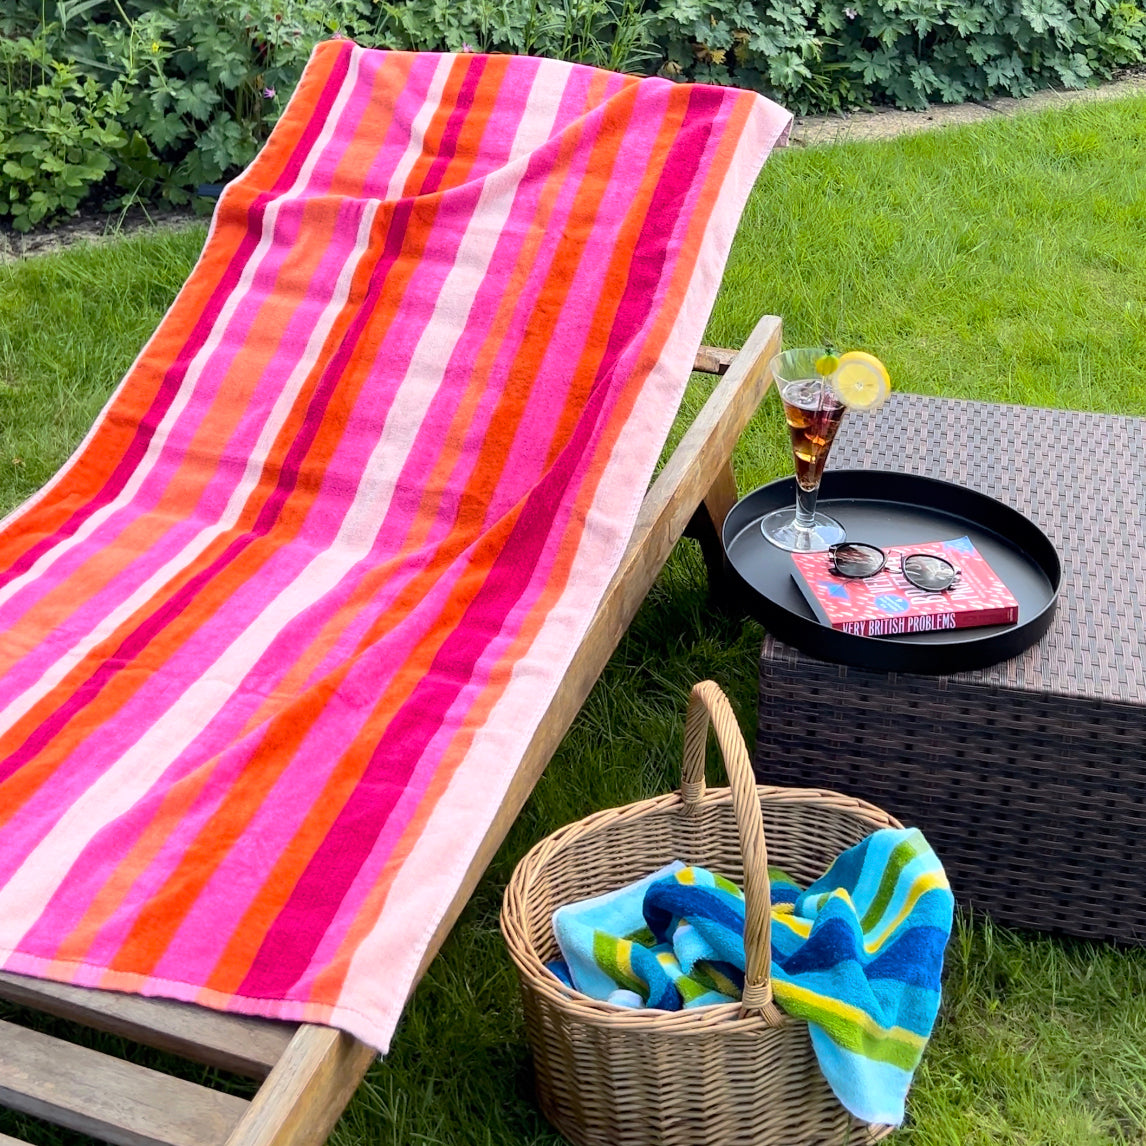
[[684, 459, 739, 590]]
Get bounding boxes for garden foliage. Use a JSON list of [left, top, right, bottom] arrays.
[[1, 0, 1144, 230]]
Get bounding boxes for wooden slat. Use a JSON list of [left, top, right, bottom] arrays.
[[0, 1132, 33, 1146], [407, 311, 781, 989], [0, 973, 294, 1080], [693, 344, 738, 375], [222, 313, 783, 1146], [0, 1019, 249, 1146]]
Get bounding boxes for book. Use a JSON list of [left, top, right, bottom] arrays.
[[790, 536, 1019, 637]]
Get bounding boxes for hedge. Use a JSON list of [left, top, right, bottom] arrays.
[[2, 0, 1143, 230]]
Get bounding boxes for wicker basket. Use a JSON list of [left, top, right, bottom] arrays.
[[501, 680, 903, 1146]]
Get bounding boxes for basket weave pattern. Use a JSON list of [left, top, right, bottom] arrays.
[[502, 681, 901, 1146]]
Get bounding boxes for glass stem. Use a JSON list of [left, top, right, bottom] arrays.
[[793, 482, 819, 531]]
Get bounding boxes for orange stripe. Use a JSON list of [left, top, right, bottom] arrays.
[[202, 72, 655, 994], [0, 196, 354, 683], [543, 80, 688, 466], [324, 52, 416, 198], [118, 56, 512, 736], [0, 191, 390, 830], [401, 56, 470, 196]]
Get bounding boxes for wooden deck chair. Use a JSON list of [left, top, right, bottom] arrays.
[[0, 39, 792, 1146], [0, 316, 781, 1146]]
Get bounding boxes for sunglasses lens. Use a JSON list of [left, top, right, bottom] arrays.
[[830, 543, 885, 578], [902, 554, 957, 591]]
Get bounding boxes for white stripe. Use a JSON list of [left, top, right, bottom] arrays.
[[51, 82, 561, 955], [0, 192, 378, 730], [335, 64, 554, 547], [338, 94, 788, 1046], [507, 57, 571, 161], [0, 46, 367, 615], [0, 200, 388, 942], [384, 55, 454, 201]]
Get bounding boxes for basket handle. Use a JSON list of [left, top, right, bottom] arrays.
[[681, 680, 786, 1025]]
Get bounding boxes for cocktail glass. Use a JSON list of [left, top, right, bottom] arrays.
[[759, 346, 847, 552]]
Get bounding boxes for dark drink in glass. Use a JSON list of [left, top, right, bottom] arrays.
[[781, 379, 846, 492], [759, 348, 847, 552]]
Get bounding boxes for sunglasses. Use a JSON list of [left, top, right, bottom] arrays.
[[827, 542, 962, 592]]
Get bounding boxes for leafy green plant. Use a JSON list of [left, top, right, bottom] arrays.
[[0, 0, 352, 217], [652, 0, 1146, 111], [359, 0, 662, 74], [2, 0, 1144, 231], [0, 27, 130, 230], [51, 0, 347, 199]]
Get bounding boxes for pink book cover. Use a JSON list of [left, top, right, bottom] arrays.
[[790, 536, 1019, 637]]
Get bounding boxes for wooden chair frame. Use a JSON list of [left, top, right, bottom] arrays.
[[0, 313, 782, 1146]]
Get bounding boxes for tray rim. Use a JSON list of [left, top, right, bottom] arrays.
[[723, 469, 1063, 675]]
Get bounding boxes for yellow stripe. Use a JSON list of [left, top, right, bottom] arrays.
[[773, 872, 947, 951], [772, 980, 927, 1052], [866, 870, 949, 953], [772, 912, 812, 939], [619, 941, 634, 981]]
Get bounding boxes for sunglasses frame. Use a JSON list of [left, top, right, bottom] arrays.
[[826, 543, 962, 593]]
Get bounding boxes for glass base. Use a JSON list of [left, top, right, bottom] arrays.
[[759, 506, 846, 552]]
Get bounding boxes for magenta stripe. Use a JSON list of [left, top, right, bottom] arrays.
[[234, 86, 736, 995], [418, 55, 486, 194], [0, 209, 409, 787], [0, 198, 363, 695], [256, 41, 355, 199], [593, 83, 722, 393]]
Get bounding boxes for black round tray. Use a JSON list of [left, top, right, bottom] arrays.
[[722, 470, 1061, 674]]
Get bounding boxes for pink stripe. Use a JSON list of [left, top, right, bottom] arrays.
[[237, 270, 634, 993], [418, 55, 488, 194], [358, 54, 444, 197]]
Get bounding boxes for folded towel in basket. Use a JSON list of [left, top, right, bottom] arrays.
[[547, 827, 953, 1126]]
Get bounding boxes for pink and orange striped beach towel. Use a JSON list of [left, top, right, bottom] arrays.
[[0, 42, 791, 1053]]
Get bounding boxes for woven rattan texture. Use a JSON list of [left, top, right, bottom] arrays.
[[504, 683, 899, 1146], [754, 394, 1146, 943], [826, 393, 1146, 700]]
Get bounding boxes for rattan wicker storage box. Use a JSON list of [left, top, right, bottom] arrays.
[[751, 395, 1146, 945]]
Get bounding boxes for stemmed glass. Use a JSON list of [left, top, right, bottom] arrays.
[[758, 346, 848, 552]]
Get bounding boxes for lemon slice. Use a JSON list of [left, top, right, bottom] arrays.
[[829, 350, 891, 411]]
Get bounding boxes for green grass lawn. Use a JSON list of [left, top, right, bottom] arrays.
[[3, 92, 1146, 1146]]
